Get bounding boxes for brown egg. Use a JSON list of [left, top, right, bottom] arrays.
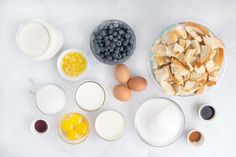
[[114, 64, 130, 83], [127, 76, 147, 92], [113, 85, 131, 101]]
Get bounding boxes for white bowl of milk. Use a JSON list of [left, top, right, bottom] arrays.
[[16, 19, 63, 60]]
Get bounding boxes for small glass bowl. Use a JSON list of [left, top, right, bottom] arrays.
[[135, 97, 185, 147], [90, 19, 136, 65], [58, 112, 90, 144], [75, 80, 106, 112], [148, 20, 227, 97]]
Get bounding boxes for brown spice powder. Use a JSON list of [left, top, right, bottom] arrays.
[[189, 131, 201, 142]]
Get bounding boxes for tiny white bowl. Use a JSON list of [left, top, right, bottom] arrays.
[[198, 104, 216, 121], [31, 119, 49, 136], [187, 130, 204, 146], [57, 49, 89, 81]]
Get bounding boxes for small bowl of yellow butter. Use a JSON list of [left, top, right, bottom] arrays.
[[57, 49, 88, 81]]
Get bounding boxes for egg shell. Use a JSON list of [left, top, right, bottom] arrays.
[[127, 76, 147, 92], [114, 64, 130, 83], [113, 85, 131, 101]]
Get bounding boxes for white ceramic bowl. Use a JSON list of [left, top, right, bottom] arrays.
[[57, 49, 89, 81]]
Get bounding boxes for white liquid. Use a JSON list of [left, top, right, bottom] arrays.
[[36, 84, 66, 115], [19, 22, 49, 57], [95, 111, 125, 141], [16, 20, 63, 60], [75, 81, 105, 111], [135, 98, 184, 146]]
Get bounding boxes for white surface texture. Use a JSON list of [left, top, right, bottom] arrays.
[[0, 0, 236, 157]]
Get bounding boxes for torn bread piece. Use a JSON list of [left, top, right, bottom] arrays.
[[162, 31, 179, 45], [173, 73, 184, 85], [152, 44, 166, 56], [191, 40, 201, 55], [185, 26, 202, 42], [205, 60, 216, 73], [154, 65, 172, 81], [160, 81, 176, 95], [173, 43, 185, 53], [203, 36, 224, 50], [171, 59, 190, 76], [184, 81, 196, 91], [196, 83, 207, 95], [200, 45, 212, 63], [184, 49, 196, 64], [213, 48, 224, 67], [194, 63, 206, 73], [185, 22, 212, 36], [175, 25, 187, 39], [155, 56, 165, 66]]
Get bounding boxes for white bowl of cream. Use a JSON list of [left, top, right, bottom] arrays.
[[135, 97, 185, 147], [95, 110, 126, 141], [16, 19, 63, 60]]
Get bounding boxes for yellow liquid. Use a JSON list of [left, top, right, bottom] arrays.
[[60, 113, 89, 142], [61, 52, 87, 77]]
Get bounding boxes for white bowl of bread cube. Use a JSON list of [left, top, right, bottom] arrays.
[[150, 21, 226, 96]]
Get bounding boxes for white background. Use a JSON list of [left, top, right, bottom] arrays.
[[0, 0, 236, 156]]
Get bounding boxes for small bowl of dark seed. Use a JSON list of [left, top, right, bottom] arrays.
[[90, 19, 136, 65]]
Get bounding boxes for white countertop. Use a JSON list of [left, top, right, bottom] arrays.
[[0, 0, 236, 156]]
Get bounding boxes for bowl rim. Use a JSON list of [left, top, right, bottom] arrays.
[[134, 97, 185, 147], [148, 18, 228, 98]]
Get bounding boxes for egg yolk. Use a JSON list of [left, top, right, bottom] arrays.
[[60, 113, 89, 141], [61, 52, 87, 77]]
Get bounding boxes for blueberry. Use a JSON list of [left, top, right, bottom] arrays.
[[95, 47, 101, 52], [96, 35, 102, 40], [125, 33, 131, 39], [113, 23, 119, 28], [105, 52, 110, 56], [119, 30, 124, 35], [117, 54, 122, 59], [122, 53, 126, 57], [116, 41, 122, 46], [109, 35, 113, 40], [107, 56, 113, 61], [100, 54, 105, 58], [113, 31, 118, 36], [111, 43, 116, 48], [109, 25, 113, 30], [105, 40, 111, 46], [117, 35, 121, 39], [123, 41, 128, 46], [113, 59, 118, 62], [104, 48, 108, 51], [115, 47, 120, 51], [113, 38, 118, 42], [120, 47, 124, 52], [109, 48, 114, 52], [104, 36, 109, 40], [98, 42, 103, 46], [101, 30, 106, 37], [108, 30, 113, 35]]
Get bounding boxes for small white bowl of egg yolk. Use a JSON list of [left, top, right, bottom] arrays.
[[57, 49, 89, 81]]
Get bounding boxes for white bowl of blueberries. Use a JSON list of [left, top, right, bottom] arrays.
[[90, 19, 136, 65]]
